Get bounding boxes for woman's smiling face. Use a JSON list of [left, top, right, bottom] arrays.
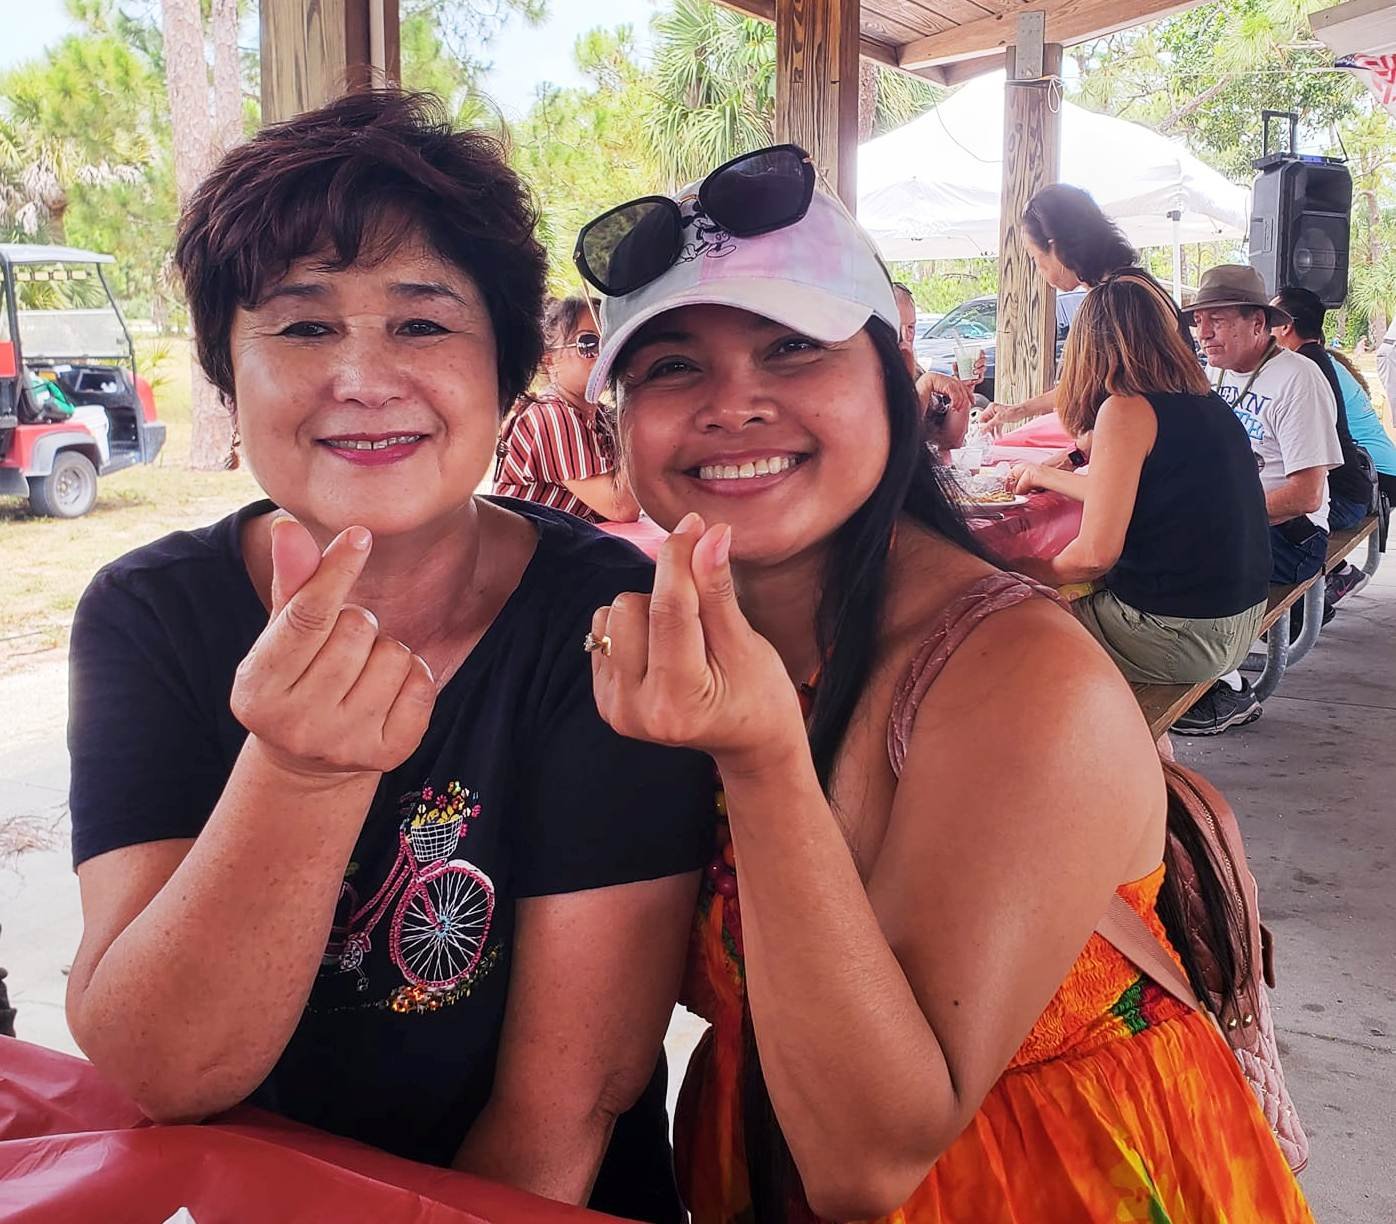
[[615, 304, 891, 565], [228, 233, 501, 540]]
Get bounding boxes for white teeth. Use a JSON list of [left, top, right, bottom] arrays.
[[325, 434, 423, 451], [696, 455, 799, 481]]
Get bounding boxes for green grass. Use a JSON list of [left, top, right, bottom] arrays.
[[1, 337, 260, 659]]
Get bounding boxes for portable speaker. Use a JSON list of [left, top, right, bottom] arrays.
[[1249, 157, 1352, 307]]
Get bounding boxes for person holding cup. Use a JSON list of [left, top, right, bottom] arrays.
[[63, 91, 711, 1222], [980, 184, 1187, 444]]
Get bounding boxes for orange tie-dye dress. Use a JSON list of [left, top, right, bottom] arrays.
[[674, 579, 1314, 1224]]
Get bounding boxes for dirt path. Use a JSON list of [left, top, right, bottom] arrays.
[[0, 649, 80, 1054]]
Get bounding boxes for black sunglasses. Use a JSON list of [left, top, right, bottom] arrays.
[[573, 144, 817, 298], [550, 331, 600, 360]]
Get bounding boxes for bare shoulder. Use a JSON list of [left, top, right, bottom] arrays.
[[1096, 394, 1158, 432], [936, 594, 1144, 726], [884, 525, 998, 635], [884, 528, 1150, 748], [909, 590, 1161, 792], [893, 591, 1165, 868]]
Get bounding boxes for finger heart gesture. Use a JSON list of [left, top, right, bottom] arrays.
[[230, 516, 437, 780], [590, 513, 804, 770]]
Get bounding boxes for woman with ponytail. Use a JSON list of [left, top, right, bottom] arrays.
[[574, 152, 1311, 1223]]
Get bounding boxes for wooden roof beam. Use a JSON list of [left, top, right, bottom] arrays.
[[898, 0, 1203, 68], [711, 0, 949, 82], [1310, 0, 1396, 56]]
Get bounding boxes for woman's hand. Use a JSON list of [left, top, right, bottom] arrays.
[[590, 513, 805, 776], [1010, 462, 1046, 494], [916, 369, 972, 417], [966, 350, 987, 388], [978, 401, 1019, 434], [231, 516, 437, 779]]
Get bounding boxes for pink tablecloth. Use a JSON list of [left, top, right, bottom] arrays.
[[0, 1039, 618, 1224], [994, 414, 1073, 450], [602, 492, 1082, 569]]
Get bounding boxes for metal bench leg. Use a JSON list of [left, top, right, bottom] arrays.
[[1286, 581, 1326, 667], [1362, 528, 1381, 580], [1248, 619, 1289, 703]]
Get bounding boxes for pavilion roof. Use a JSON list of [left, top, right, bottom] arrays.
[[715, 0, 1208, 83]]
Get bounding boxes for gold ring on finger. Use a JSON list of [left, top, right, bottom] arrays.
[[583, 632, 612, 656]]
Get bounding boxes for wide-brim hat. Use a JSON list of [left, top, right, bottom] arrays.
[[1181, 264, 1292, 328], [585, 187, 899, 403]]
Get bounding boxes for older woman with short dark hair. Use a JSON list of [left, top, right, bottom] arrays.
[[63, 90, 710, 1222]]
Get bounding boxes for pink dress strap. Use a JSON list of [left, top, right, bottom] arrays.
[[887, 571, 1062, 778]]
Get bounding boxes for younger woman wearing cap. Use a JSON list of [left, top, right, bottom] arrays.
[[575, 153, 1312, 1223]]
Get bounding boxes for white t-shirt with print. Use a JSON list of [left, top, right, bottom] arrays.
[[1213, 347, 1342, 533]]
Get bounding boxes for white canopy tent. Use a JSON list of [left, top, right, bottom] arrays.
[[858, 72, 1250, 297]]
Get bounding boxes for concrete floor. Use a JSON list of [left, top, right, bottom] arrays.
[[1, 559, 1392, 1221], [1174, 556, 1396, 1224]]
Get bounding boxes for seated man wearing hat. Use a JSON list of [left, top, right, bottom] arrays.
[[1174, 264, 1343, 736]]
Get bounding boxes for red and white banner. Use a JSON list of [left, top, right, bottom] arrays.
[[1338, 53, 1396, 115]]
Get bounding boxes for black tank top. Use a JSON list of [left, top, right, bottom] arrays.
[[1105, 391, 1272, 618]]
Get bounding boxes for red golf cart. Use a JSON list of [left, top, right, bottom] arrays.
[[0, 244, 165, 518]]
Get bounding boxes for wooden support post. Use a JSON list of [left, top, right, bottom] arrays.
[[996, 42, 1063, 406], [260, 0, 401, 124], [774, 0, 862, 210]]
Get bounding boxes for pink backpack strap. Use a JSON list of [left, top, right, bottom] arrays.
[[885, 571, 1202, 1015], [887, 572, 1061, 778]]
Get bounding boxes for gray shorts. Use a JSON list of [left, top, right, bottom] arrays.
[[1074, 588, 1267, 685]]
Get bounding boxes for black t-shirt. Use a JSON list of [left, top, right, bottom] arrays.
[[1296, 339, 1371, 505], [67, 497, 712, 1219], [1105, 392, 1272, 618]]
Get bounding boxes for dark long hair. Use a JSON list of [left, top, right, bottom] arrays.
[[803, 319, 991, 787], [738, 319, 993, 1218], [1022, 184, 1136, 287]]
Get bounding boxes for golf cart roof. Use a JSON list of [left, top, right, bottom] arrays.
[[0, 244, 115, 266]]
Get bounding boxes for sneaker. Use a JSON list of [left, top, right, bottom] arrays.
[[1174, 679, 1263, 736], [1325, 562, 1370, 607]]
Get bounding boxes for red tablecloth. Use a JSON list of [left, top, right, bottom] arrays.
[[0, 1039, 618, 1224], [967, 491, 1081, 563], [603, 491, 1081, 569]]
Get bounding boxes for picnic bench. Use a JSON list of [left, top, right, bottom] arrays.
[[1132, 514, 1384, 739]]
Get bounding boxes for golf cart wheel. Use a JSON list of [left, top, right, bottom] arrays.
[[29, 451, 98, 518]]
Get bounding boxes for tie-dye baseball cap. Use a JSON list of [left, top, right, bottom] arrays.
[[585, 186, 900, 403]]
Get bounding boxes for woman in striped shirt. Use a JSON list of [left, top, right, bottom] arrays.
[[494, 296, 640, 523]]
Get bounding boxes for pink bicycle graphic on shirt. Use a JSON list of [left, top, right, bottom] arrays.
[[324, 782, 494, 993]]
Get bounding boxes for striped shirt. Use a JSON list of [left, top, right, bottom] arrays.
[[493, 390, 616, 523]]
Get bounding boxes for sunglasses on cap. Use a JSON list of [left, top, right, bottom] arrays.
[[549, 331, 600, 360], [573, 144, 817, 298]]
